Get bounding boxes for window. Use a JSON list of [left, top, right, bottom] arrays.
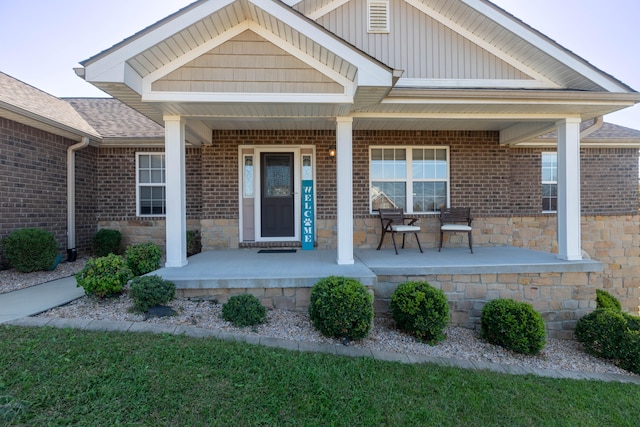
[[370, 147, 449, 213], [137, 153, 166, 216], [542, 152, 557, 212], [367, 0, 389, 33]]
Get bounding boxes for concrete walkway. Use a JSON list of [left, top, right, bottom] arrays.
[[1, 277, 639, 385]]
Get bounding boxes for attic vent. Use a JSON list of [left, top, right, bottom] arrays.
[[367, 0, 389, 33]]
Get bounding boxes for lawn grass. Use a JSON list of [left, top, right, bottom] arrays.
[[1, 325, 638, 426]]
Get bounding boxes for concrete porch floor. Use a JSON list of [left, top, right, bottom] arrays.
[[154, 246, 602, 291]]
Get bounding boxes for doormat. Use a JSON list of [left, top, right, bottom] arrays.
[[258, 249, 297, 253]]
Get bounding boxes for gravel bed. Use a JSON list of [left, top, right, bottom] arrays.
[[37, 292, 637, 378], [3, 263, 636, 378]]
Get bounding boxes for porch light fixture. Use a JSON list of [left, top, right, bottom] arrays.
[[329, 147, 336, 161]]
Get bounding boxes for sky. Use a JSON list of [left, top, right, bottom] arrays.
[[1, 0, 638, 129]]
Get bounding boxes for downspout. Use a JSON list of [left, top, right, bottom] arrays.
[[580, 116, 603, 138], [67, 136, 90, 262]]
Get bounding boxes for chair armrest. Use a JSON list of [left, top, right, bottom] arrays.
[[405, 217, 419, 226]]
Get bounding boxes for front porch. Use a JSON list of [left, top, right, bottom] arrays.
[[154, 246, 603, 339]]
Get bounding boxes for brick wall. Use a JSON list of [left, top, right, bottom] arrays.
[[0, 118, 97, 263]]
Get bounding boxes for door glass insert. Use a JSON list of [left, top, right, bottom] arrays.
[[265, 156, 292, 197]]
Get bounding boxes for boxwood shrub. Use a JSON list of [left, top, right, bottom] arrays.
[[125, 242, 162, 276], [575, 291, 640, 374], [481, 298, 546, 354], [75, 254, 133, 298], [2, 228, 58, 273], [308, 276, 373, 340], [92, 229, 122, 257], [221, 294, 267, 327], [390, 281, 449, 344], [129, 275, 176, 312]]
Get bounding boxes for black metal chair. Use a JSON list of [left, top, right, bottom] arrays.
[[439, 207, 473, 253], [376, 208, 423, 255]]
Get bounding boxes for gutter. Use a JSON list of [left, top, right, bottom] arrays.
[[580, 116, 603, 138], [67, 137, 90, 262]]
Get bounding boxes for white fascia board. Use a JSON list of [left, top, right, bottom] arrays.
[[307, 0, 351, 20], [352, 112, 580, 120], [143, 91, 353, 104], [382, 97, 633, 107], [281, 0, 303, 5], [405, 0, 559, 89], [461, 0, 630, 93], [397, 78, 559, 90], [83, 0, 237, 83], [250, 0, 392, 87]]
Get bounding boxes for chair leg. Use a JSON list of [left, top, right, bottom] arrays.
[[401, 233, 406, 249], [376, 229, 386, 250], [390, 232, 399, 255], [414, 233, 423, 253], [439, 230, 444, 252], [468, 231, 473, 254]]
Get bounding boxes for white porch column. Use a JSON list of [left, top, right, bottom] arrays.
[[556, 118, 582, 261], [336, 117, 354, 264], [164, 115, 188, 267]]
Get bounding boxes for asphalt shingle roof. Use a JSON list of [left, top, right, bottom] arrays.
[[0, 72, 99, 137], [64, 98, 164, 139]]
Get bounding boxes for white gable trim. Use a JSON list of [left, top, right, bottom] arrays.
[[307, 0, 351, 20], [397, 78, 558, 90], [251, 0, 392, 87], [142, 22, 354, 103], [405, 0, 560, 89], [461, 0, 629, 92], [84, 0, 237, 82]]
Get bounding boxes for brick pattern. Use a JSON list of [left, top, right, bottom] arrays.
[[96, 147, 201, 221], [0, 118, 96, 262]]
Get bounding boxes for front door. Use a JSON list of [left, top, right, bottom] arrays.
[[261, 152, 295, 237]]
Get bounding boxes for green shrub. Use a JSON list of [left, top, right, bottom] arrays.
[[308, 276, 373, 340], [75, 254, 133, 298], [2, 228, 58, 273], [125, 242, 162, 276], [92, 229, 122, 256], [390, 281, 449, 344], [481, 299, 546, 355], [129, 275, 176, 312], [575, 308, 640, 374], [187, 230, 202, 257], [221, 294, 267, 327], [596, 289, 622, 311]]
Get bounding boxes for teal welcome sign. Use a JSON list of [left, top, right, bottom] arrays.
[[301, 179, 314, 250]]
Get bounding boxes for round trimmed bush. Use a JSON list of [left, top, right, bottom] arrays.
[[125, 242, 162, 276], [308, 276, 373, 340], [2, 228, 58, 273], [75, 253, 133, 298], [222, 294, 267, 327], [92, 229, 122, 256], [129, 275, 176, 312], [390, 281, 449, 344], [481, 299, 546, 354], [595, 289, 622, 311]]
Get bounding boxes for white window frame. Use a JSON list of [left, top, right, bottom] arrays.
[[367, 0, 390, 33], [542, 151, 558, 213], [369, 146, 450, 214], [136, 152, 166, 217]]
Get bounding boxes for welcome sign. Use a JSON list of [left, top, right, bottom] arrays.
[[301, 180, 314, 250]]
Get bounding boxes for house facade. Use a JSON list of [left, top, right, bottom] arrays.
[[2, 0, 640, 327]]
